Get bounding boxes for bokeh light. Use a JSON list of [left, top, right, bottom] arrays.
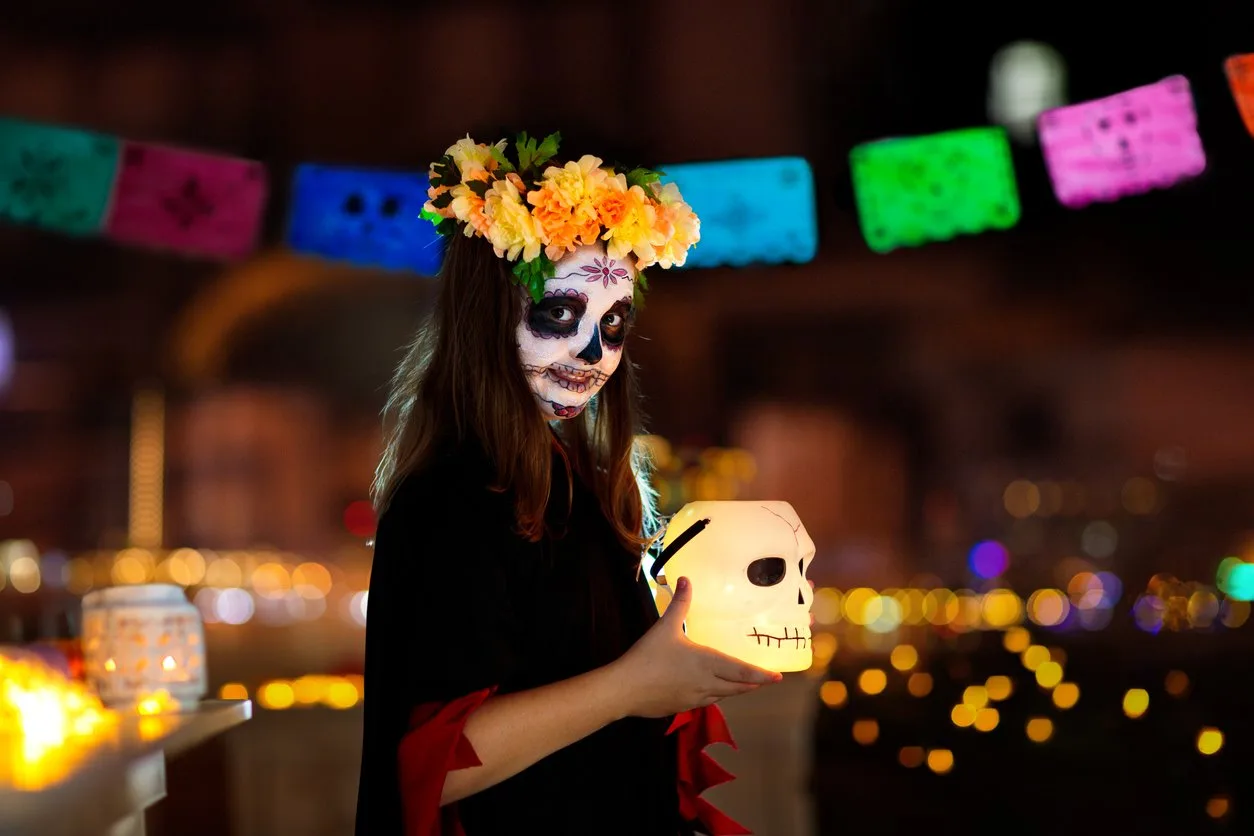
[[1052, 682, 1080, 709], [968, 540, 1009, 579], [1123, 689, 1149, 719], [820, 681, 848, 708], [852, 719, 879, 745], [926, 749, 954, 774], [1197, 727, 1224, 755], [1026, 717, 1054, 742], [858, 669, 887, 695]]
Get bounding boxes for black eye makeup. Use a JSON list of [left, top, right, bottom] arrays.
[[526, 292, 587, 339], [600, 297, 635, 348]]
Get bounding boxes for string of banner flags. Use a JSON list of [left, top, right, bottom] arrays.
[[0, 56, 1252, 272]]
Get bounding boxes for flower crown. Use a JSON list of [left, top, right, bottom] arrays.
[[420, 132, 701, 303]]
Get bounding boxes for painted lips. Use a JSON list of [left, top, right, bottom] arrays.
[[544, 365, 606, 393]]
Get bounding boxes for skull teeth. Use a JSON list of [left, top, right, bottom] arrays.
[[746, 626, 810, 649]]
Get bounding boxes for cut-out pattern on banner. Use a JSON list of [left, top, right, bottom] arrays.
[[1224, 55, 1254, 138], [0, 117, 119, 236], [849, 127, 1020, 253], [286, 165, 444, 274], [1038, 75, 1206, 208], [660, 157, 817, 267], [104, 142, 268, 260]]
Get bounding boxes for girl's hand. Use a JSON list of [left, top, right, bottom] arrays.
[[609, 576, 782, 719]]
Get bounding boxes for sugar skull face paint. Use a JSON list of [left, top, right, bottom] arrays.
[[517, 243, 635, 420]]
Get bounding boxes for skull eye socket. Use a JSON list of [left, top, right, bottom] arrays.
[[747, 557, 787, 587]]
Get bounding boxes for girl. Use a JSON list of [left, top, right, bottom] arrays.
[[355, 135, 779, 835]]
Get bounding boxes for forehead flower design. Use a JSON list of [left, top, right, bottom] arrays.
[[420, 131, 701, 303], [581, 256, 630, 288]]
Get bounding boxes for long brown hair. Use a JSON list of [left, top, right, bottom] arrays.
[[372, 230, 659, 553]]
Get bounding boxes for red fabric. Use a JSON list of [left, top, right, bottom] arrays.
[[398, 687, 495, 836], [668, 704, 751, 835]]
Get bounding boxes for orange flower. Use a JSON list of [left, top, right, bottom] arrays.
[[599, 177, 665, 268], [527, 156, 610, 261], [594, 181, 629, 229]]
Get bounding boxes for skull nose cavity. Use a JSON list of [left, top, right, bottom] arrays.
[[576, 324, 603, 364], [797, 587, 805, 605]]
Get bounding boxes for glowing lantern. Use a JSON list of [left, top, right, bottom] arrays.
[[1225, 55, 1254, 138], [850, 127, 1021, 253], [81, 584, 207, 709], [1038, 75, 1205, 209], [647, 501, 815, 673]]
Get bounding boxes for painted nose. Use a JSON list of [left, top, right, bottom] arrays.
[[576, 323, 603, 365]]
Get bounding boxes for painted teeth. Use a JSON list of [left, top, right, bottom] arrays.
[[745, 626, 812, 648]]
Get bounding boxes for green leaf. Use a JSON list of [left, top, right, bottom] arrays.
[[514, 132, 534, 171], [489, 144, 515, 173], [511, 254, 556, 303], [625, 167, 662, 190], [419, 206, 444, 226], [430, 190, 454, 210], [532, 132, 562, 168], [467, 179, 490, 198], [436, 218, 457, 236], [632, 271, 648, 311]]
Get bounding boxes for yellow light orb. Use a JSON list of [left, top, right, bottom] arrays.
[[852, 719, 879, 745], [926, 748, 954, 774], [1197, 727, 1224, 755], [951, 704, 976, 728], [890, 644, 919, 671], [986, 675, 1014, 701], [1035, 661, 1063, 689], [1123, 688, 1149, 719], [324, 680, 359, 709], [219, 683, 248, 701], [259, 681, 295, 710], [1052, 682, 1080, 709], [962, 685, 989, 709], [819, 680, 848, 708], [1003, 626, 1031, 653], [1026, 717, 1054, 742], [1021, 644, 1050, 671], [858, 668, 888, 695], [973, 707, 1000, 732]]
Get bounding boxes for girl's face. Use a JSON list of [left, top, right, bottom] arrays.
[[516, 243, 636, 420]]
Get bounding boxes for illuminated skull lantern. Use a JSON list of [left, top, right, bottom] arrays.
[[650, 501, 815, 673]]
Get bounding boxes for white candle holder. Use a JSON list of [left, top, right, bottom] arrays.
[[81, 584, 207, 709]]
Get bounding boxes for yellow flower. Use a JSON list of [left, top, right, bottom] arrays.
[[599, 175, 665, 268], [448, 182, 490, 237], [447, 136, 506, 181], [424, 138, 503, 220], [649, 182, 701, 269], [483, 177, 543, 262], [529, 155, 610, 261]]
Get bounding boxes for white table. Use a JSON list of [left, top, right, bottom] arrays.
[[0, 700, 251, 836]]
